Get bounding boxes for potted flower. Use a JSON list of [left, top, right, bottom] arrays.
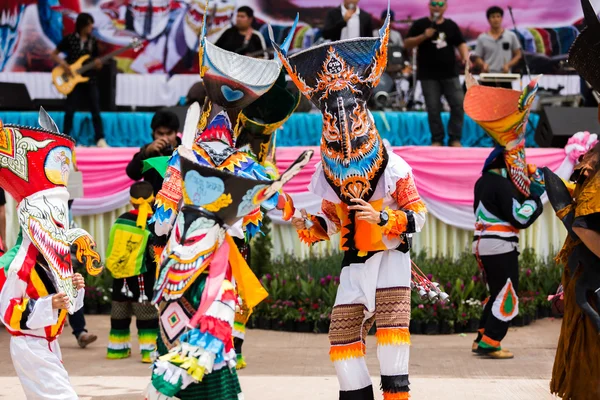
[[437, 301, 456, 334], [422, 303, 440, 335], [455, 303, 469, 333], [282, 301, 300, 331], [410, 305, 425, 335], [465, 298, 482, 332]]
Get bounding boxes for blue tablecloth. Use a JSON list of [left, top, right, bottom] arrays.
[[0, 111, 539, 148]]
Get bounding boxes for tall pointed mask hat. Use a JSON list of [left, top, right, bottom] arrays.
[[0, 109, 102, 312], [464, 67, 540, 197], [271, 6, 391, 204]]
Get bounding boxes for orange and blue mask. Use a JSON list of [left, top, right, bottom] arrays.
[[271, 10, 391, 204]]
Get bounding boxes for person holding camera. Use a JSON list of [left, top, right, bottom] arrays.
[[322, 0, 374, 41], [472, 6, 522, 89], [126, 110, 180, 195]]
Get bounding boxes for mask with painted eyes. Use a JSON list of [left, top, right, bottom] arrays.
[[0, 109, 102, 311], [271, 11, 391, 203]]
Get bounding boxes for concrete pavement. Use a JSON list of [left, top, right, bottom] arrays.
[[0, 315, 563, 399]]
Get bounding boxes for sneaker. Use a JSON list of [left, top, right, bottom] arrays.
[[472, 342, 479, 353], [450, 140, 463, 147], [77, 332, 98, 348], [486, 349, 514, 359], [96, 138, 109, 148]]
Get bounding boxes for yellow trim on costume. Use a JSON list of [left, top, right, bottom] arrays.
[[9, 298, 29, 330], [131, 195, 155, 230], [329, 341, 366, 362], [375, 327, 411, 346], [225, 234, 268, 314], [50, 310, 68, 338], [204, 194, 232, 212]]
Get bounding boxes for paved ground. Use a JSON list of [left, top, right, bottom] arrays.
[[0, 315, 563, 399]]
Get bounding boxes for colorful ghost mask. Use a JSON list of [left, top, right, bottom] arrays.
[[271, 13, 390, 203], [184, 0, 237, 49], [0, 109, 102, 311], [153, 146, 313, 304], [464, 69, 540, 197]]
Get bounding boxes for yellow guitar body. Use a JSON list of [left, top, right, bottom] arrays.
[[51, 55, 90, 96]]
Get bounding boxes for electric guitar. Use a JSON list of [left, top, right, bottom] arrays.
[[52, 38, 143, 95]]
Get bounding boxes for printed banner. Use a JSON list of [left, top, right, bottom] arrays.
[[1, 0, 592, 74]]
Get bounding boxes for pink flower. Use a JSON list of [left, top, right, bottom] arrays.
[[526, 269, 532, 277], [427, 274, 433, 281], [418, 304, 424, 309], [462, 313, 467, 318], [320, 278, 327, 285], [472, 275, 479, 283]]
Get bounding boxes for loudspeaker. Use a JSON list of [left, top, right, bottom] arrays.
[[535, 106, 600, 148], [0, 83, 34, 110]]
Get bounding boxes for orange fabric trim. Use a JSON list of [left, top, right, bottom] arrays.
[[481, 334, 501, 349], [381, 208, 408, 238], [298, 215, 329, 244], [329, 342, 366, 362], [478, 328, 485, 334], [336, 200, 388, 252], [322, 200, 341, 232], [393, 174, 422, 209], [376, 327, 411, 346], [476, 224, 519, 234], [404, 200, 427, 215], [383, 392, 410, 400]]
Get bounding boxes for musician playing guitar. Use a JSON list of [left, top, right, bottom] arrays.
[[51, 13, 107, 147]]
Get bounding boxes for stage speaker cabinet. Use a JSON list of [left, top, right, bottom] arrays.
[[535, 106, 600, 148], [0, 82, 34, 110]]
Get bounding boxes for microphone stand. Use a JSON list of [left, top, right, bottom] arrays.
[[507, 6, 532, 87]]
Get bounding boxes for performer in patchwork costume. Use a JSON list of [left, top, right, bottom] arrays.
[[231, 69, 300, 368], [146, 13, 312, 398], [147, 147, 313, 399], [548, 0, 600, 397], [276, 7, 427, 400], [464, 67, 544, 359], [0, 109, 103, 399], [105, 181, 158, 363]]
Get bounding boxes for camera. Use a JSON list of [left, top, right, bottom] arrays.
[[161, 144, 174, 155]]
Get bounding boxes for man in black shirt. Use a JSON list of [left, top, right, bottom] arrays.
[[126, 110, 181, 196], [51, 13, 107, 147], [214, 6, 267, 57], [322, 0, 374, 41], [405, 1, 469, 147]]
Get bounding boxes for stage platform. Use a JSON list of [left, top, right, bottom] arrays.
[[0, 111, 540, 148]]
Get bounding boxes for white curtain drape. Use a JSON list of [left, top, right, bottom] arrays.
[[6, 196, 566, 261]]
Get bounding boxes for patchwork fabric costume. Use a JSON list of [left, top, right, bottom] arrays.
[[273, 8, 427, 400], [146, 14, 312, 399], [105, 181, 158, 363], [0, 109, 102, 399], [147, 146, 312, 400], [464, 69, 544, 358], [549, 1, 600, 397]]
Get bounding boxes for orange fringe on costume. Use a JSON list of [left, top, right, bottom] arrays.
[[383, 392, 410, 400], [381, 208, 408, 239], [298, 216, 329, 244], [375, 328, 411, 346], [329, 342, 366, 362]]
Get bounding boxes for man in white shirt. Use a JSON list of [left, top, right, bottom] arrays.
[[322, 0, 374, 41]]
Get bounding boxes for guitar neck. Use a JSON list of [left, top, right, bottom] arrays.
[[77, 45, 133, 74]]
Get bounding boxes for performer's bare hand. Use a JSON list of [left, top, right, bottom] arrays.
[[52, 293, 70, 310], [93, 58, 103, 70], [146, 137, 170, 156], [424, 28, 436, 39], [343, 8, 356, 22], [502, 64, 510, 73], [291, 209, 308, 230], [482, 62, 490, 73], [72, 273, 85, 290], [349, 198, 380, 224]]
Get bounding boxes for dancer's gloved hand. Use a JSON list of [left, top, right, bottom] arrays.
[[348, 198, 380, 224]]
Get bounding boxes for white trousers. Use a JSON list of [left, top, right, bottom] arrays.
[[10, 336, 78, 400]]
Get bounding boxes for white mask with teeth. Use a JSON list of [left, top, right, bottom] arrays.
[[184, 0, 237, 49], [17, 187, 76, 302], [130, 0, 171, 40], [0, 3, 26, 71], [153, 211, 225, 303]]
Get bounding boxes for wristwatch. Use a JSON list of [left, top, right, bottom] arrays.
[[378, 210, 389, 226]]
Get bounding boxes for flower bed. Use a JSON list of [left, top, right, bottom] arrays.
[[248, 243, 564, 334]]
